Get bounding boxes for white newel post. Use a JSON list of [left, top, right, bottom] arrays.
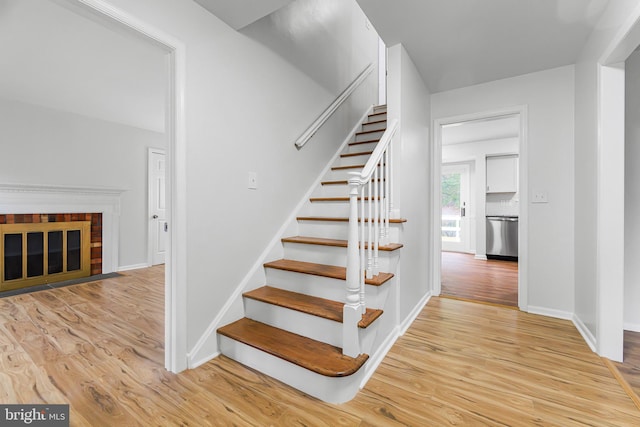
[[344, 174, 362, 357]]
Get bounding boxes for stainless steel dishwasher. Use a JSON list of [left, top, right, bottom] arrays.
[[486, 216, 518, 259]]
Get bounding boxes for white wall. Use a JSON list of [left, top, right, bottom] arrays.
[[443, 138, 519, 255], [387, 44, 431, 323], [624, 49, 640, 332], [0, 97, 165, 269], [97, 0, 379, 357], [432, 65, 575, 315], [574, 0, 640, 342]]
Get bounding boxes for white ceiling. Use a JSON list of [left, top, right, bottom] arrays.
[[0, 0, 167, 133], [193, 0, 295, 29], [442, 115, 520, 145], [357, 0, 610, 93]]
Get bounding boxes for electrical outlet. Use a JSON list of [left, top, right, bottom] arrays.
[[532, 191, 548, 203], [248, 172, 257, 190]]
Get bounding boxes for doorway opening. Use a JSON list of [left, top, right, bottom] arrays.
[[41, 0, 187, 372], [433, 109, 527, 309]]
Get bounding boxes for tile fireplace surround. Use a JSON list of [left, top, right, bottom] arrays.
[[0, 183, 123, 282]]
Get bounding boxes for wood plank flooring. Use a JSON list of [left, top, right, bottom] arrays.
[[441, 251, 518, 307], [1, 266, 639, 425], [616, 330, 640, 401]]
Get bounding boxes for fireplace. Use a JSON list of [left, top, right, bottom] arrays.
[[0, 213, 102, 292], [0, 183, 122, 291]]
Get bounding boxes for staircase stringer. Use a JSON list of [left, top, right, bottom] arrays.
[[186, 106, 375, 369]]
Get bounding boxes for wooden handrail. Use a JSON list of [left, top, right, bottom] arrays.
[[295, 63, 375, 149]]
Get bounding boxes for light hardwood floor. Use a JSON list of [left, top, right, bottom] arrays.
[[441, 251, 518, 307], [616, 330, 640, 402], [1, 266, 639, 425]]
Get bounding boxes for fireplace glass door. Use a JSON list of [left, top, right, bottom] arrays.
[[0, 221, 91, 292]]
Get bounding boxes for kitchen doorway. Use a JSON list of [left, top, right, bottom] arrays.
[[433, 110, 526, 308]]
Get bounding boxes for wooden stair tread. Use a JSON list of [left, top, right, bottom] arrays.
[[356, 129, 385, 136], [244, 286, 382, 328], [321, 178, 384, 186], [341, 151, 373, 158], [349, 139, 380, 146], [297, 216, 407, 224], [282, 236, 403, 251], [264, 259, 394, 286], [332, 163, 385, 171], [218, 318, 369, 377], [332, 164, 365, 170], [363, 119, 387, 125], [367, 112, 386, 119]]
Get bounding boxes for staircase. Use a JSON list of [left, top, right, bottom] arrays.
[[217, 105, 405, 403]]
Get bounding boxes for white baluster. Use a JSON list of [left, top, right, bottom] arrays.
[[344, 174, 362, 357], [384, 147, 390, 245], [366, 180, 373, 279], [388, 143, 394, 215], [359, 185, 366, 315], [373, 166, 380, 276]]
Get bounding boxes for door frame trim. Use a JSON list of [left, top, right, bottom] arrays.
[[70, 0, 188, 372], [431, 106, 528, 311], [594, 3, 640, 361]]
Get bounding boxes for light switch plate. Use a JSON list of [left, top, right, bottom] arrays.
[[248, 172, 257, 190]]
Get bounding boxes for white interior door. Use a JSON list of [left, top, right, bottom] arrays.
[[441, 163, 470, 253], [149, 148, 166, 265]]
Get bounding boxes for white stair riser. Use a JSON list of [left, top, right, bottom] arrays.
[[324, 170, 388, 183], [323, 169, 361, 182], [218, 335, 364, 404], [282, 242, 399, 271], [373, 105, 387, 113], [355, 130, 384, 142], [315, 183, 388, 198], [315, 185, 386, 198], [316, 184, 350, 198], [305, 200, 388, 217], [361, 121, 386, 132], [366, 113, 387, 122], [337, 154, 371, 167], [264, 268, 392, 309], [244, 298, 379, 352], [348, 141, 378, 153], [302, 202, 350, 217], [297, 220, 402, 241], [245, 298, 343, 347]]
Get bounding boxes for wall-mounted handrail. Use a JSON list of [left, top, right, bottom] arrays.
[[295, 63, 375, 149], [343, 118, 398, 358]]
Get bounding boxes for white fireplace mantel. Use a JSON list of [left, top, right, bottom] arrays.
[[0, 183, 125, 274]]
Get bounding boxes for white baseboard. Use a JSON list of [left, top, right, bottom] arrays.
[[526, 305, 573, 320], [117, 263, 150, 272], [573, 314, 597, 353], [624, 322, 640, 332], [528, 307, 597, 353], [400, 291, 432, 335], [474, 254, 487, 260], [190, 351, 221, 370]]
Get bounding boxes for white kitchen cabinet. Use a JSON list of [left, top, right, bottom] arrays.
[[486, 155, 518, 193]]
